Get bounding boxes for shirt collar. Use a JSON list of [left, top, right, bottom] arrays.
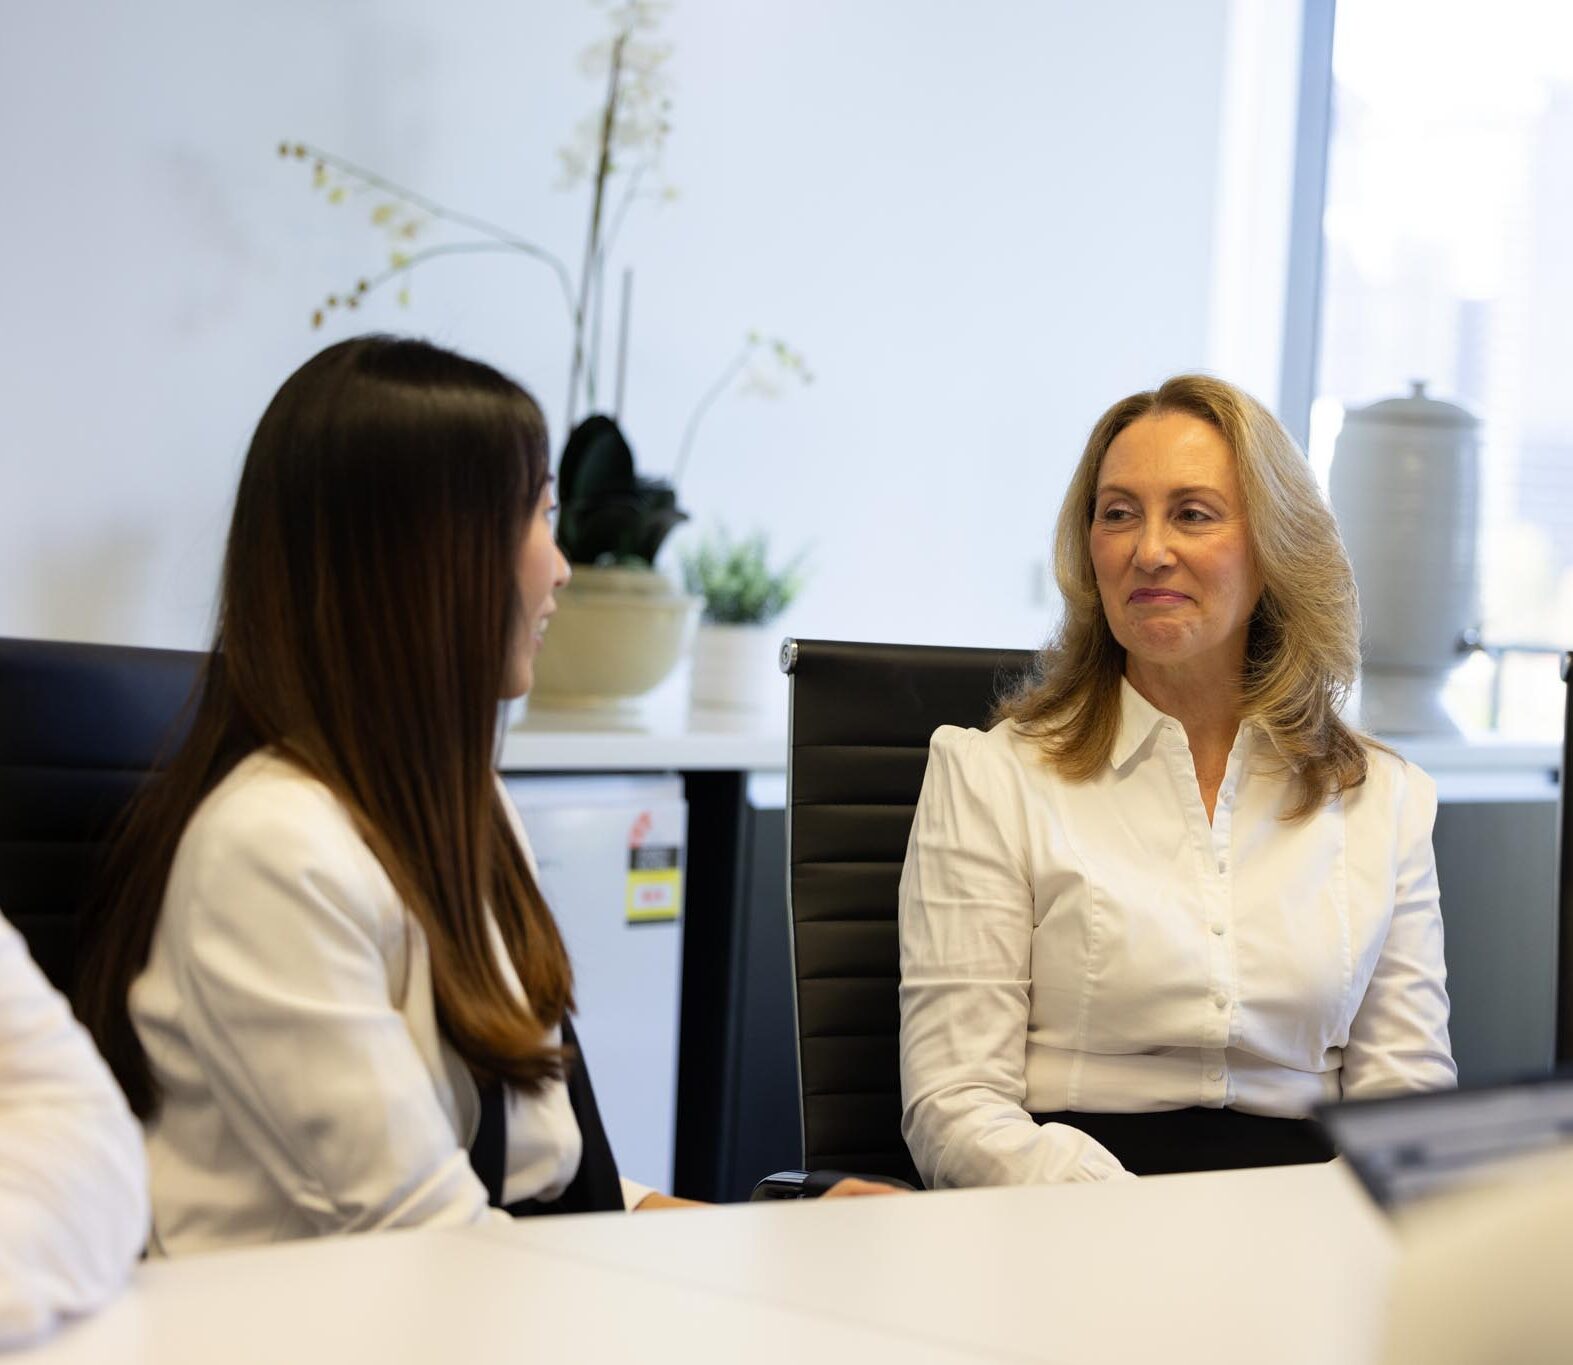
[[1109, 676, 1262, 773], [1110, 677, 1175, 771]]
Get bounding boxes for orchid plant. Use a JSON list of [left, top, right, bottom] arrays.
[[278, 0, 810, 566]]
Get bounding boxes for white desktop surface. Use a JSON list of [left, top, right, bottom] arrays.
[[500, 697, 787, 773], [19, 1163, 1395, 1365]]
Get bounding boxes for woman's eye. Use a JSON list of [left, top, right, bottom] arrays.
[[1099, 506, 1133, 523], [1177, 507, 1213, 524]]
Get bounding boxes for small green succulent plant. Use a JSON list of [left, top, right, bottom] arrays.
[[681, 529, 807, 626]]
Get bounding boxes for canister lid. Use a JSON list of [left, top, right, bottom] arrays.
[[1342, 380, 1479, 428]]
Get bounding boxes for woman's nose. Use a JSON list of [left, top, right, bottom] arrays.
[[1133, 521, 1175, 573]]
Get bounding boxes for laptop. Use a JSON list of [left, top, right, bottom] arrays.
[[1315, 1071, 1573, 1209]]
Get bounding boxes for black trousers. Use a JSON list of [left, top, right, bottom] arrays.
[[1030, 1106, 1335, 1176]]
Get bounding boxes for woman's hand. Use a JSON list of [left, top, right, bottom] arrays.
[[633, 1177, 906, 1210], [633, 1191, 707, 1211], [820, 1177, 908, 1198]]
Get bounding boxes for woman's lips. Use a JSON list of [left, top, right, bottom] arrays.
[[1128, 589, 1190, 604]]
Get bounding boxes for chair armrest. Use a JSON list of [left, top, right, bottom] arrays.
[[749, 1169, 915, 1200]]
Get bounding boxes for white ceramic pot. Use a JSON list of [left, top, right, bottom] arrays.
[[1329, 381, 1480, 734], [528, 565, 698, 709], [689, 623, 785, 714]]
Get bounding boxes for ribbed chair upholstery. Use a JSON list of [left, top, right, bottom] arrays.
[[782, 638, 1036, 1186], [0, 637, 201, 991]]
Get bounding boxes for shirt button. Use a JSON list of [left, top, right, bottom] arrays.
[[1210, 922, 1226, 936], [1213, 994, 1228, 1010], [1208, 1068, 1224, 1082], [1217, 859, 1228, 874]]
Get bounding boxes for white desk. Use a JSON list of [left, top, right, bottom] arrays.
[[18, 1163, 1395, 1365], [500, 698, 786, 773]]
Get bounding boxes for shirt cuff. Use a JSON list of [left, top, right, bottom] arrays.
[[1037, 1121, 1136, 1184]]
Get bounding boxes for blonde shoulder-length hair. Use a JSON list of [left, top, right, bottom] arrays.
[[997, 373, 1373, 821]]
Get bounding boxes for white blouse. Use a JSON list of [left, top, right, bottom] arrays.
[[133, 751, 647, 1255], [898, 679, 1456, 1190], [0, 912, 148, 1347]]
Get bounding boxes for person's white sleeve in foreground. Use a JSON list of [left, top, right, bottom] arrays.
[[0, 912, 149, 1347]]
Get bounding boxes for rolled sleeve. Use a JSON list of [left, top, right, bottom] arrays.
[[898, 726, 1126, 1188]]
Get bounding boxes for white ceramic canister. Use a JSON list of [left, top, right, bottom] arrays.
[[1328, 381, 1480, 734]]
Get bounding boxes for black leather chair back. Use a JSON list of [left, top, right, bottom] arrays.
[[1559, 652, 1573, 1064], [782, 638, 1036, 1186], [0, 637, 202, 991]]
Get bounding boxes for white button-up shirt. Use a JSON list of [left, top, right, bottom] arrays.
[[898, 679, 1456, 1189], [0, 912, 149, 1346]]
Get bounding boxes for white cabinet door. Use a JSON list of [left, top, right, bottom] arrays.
[[503, 775, 686, 1191]]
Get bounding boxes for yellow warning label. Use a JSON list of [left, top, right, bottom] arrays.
[[626, 845, 681, 923]]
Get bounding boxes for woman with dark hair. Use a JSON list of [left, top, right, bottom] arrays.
[[75, 336, 881, 1252], [898, 374, 1456, 1189]]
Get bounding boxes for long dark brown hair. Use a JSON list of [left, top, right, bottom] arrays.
[[76, 335, 574, 1117]]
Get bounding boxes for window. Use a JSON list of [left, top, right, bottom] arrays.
[[1310, 0, 1573, 736]]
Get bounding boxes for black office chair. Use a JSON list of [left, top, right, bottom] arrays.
[[0, 637, 202, 992], [1558, 652, 1573, 1065], [777, 637, 1036, 1188]]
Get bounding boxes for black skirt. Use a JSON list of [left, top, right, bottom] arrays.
[[1030, 1106, 1334, 1176]]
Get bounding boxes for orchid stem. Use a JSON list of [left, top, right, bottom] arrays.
[[672, 340, 756, 490]]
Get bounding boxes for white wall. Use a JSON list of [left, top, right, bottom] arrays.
[[0, 0, 1303, 654]]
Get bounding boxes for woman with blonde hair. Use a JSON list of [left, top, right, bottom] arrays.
[[899, 374, 1456, 1188]]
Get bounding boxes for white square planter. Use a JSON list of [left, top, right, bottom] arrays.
[[689, 623, 785, 713]]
